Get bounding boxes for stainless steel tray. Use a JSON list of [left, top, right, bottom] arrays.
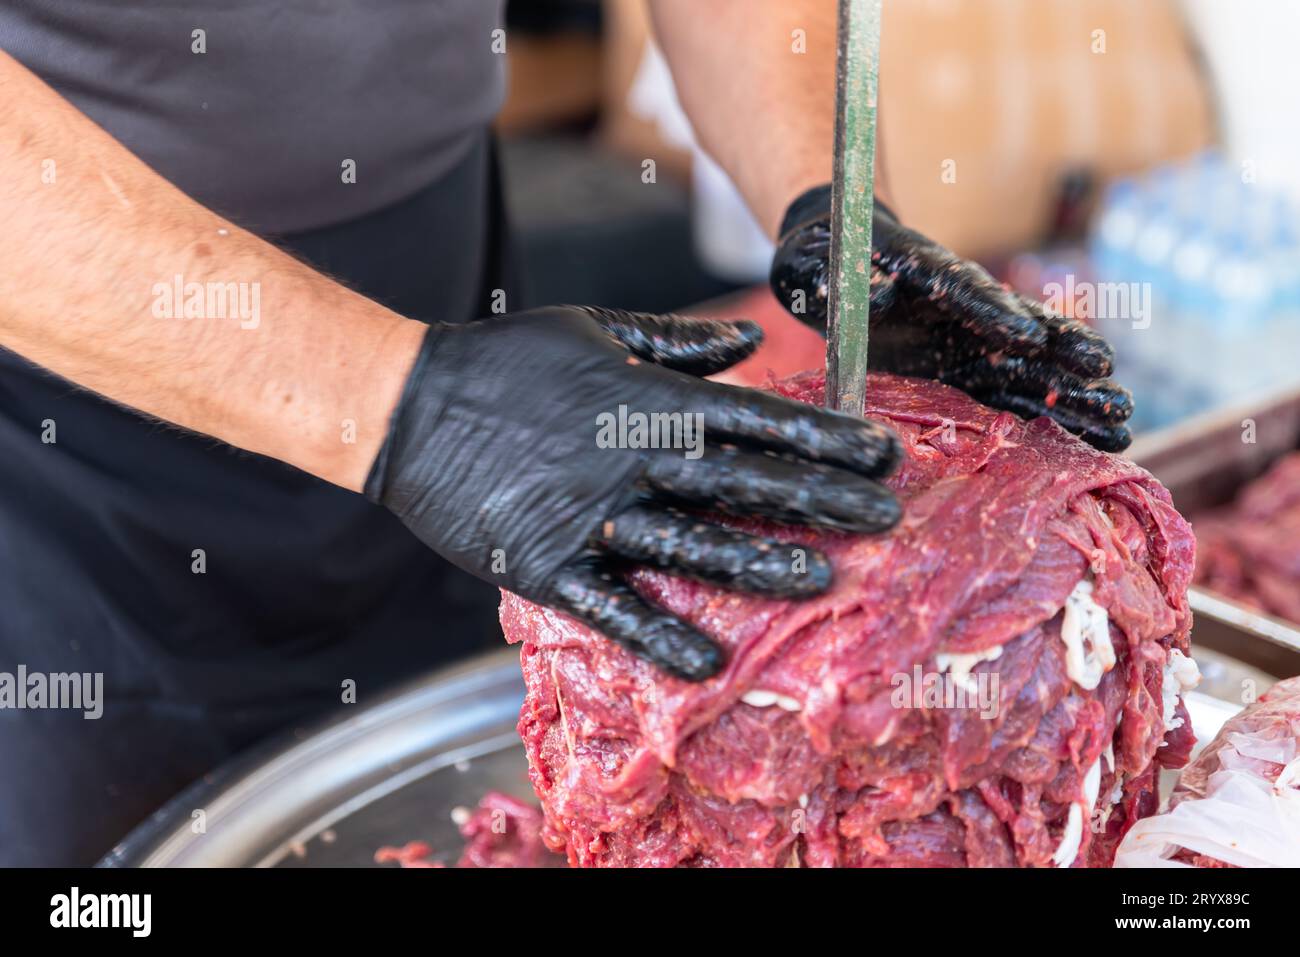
[[1129, 383, 1300, 677], [100, 648, 530, 868]]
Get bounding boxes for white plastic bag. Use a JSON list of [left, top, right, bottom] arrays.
[[1115, 676, 1300, 867]]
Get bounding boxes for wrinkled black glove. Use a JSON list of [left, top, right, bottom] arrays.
[[770, 184, 1134, 451], [365, 306, 902, 681]]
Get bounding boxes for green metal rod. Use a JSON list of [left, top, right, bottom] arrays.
[[825, 0, 882, 416]]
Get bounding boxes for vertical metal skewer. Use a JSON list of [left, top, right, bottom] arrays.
[[825, 0, 882, 415]]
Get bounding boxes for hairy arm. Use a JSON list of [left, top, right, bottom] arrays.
[[650, 0, 887, 238], [649, 0, 836, 238], [0, 51, 425, 492]]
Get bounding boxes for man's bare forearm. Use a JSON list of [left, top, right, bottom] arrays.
[[0, 51, 425, 492], [650, 0, 836, 238], [651, 0, 888, 238]]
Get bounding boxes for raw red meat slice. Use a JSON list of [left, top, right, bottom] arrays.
[[376, 792, 554, 868], [1194, 452, 1300, 625], [454, 791, 552, 868]]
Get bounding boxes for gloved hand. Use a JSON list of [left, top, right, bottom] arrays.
[[770, 184, 1134, 451], [365, 306, 902, 681]]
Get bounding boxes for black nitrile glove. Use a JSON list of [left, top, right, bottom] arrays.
[[770, 184, 1134, 452], [365, 306, 902, 681]]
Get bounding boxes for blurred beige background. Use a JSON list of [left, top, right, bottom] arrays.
[[590, 0, 1213, 258]]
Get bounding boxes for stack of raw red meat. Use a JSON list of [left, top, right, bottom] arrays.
[[500, 371, 1198, 867]]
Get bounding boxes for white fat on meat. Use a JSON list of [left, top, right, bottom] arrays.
[[935, 645, 1003, 692], [1089, 741, 1127, 835], [1053, 757, 1103, 866], [1060, 579, 1116, 690], [740, 689, 802, 712], [1159, 647, 1201, 745]]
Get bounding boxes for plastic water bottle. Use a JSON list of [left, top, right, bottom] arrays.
[[1090, 179, 1143, 288], [1088, 152, 1299, 430]]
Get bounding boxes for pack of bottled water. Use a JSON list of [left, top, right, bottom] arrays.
[[1088, 151, 1300, 432]]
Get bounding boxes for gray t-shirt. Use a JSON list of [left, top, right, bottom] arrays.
[[0, 1, 507, 233]]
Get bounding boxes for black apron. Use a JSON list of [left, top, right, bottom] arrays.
[[0, 132, 516, 866]]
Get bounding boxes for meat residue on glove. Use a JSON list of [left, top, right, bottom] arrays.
[[1194, 452, 1300, 626], [500, 371, 1198, 868]]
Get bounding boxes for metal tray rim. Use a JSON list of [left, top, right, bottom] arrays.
[[99, 647, 525, 868]]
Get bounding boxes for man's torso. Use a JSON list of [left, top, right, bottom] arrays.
[[0, 0, 507, 232], [0, 2, 515, 864]]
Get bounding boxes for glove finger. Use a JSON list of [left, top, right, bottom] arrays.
[[875, 218, 1048, 354], [643, 446, 901, 533], [952, 355, 1133, 426], [979, 391, 1133, 453], [770, 219, 831, 331], [688, 379, 902, 478], [551, 565, 724, 681], [771, 230, 901, 337], [1016, 294, 1116, 379], [596, 506, 832, 597], [573, 305, 763, 377]]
